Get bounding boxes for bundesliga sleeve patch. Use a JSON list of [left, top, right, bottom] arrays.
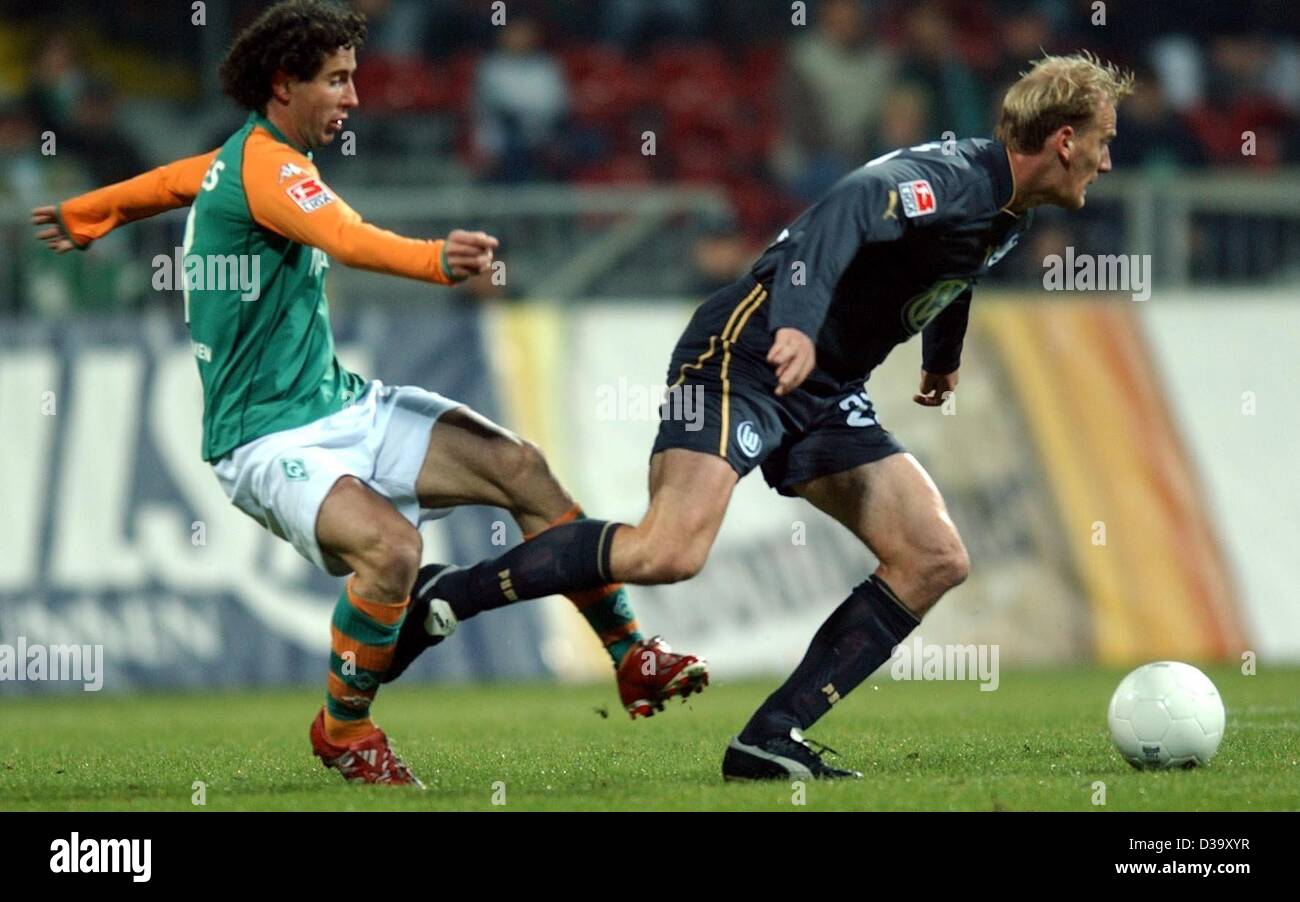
[[285, 177, 336, 213], [898, 179, 937, 218]]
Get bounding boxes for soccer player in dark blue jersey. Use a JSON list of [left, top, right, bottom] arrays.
[[388, 52, 1134, 778]]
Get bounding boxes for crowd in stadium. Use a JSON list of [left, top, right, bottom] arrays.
[[1, 0, 1296, 310]]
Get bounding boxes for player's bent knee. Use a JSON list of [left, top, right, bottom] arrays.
[[515, 438, 553, 481], [354, 527, 422, 593], [496, 437, 554, 493], [924, 542, 970, 595], [643, 542, 709, 584]]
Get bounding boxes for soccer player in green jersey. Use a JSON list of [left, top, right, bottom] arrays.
[[34, 0, 706, 787]]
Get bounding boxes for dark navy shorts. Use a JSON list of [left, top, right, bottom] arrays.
[[651, 277, 906, 496]]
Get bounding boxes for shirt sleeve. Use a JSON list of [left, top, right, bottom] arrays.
[[767, 172, 907, 339], [57, 150, 218, 249], [921, 285, 973, 374], [242, 129, 454, 285]]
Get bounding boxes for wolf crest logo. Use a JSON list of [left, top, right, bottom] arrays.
[[901, 278, 971, 334], [736, 421, 763, 458]]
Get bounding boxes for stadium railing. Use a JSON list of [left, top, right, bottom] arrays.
[[1, 173, 1298, 313]]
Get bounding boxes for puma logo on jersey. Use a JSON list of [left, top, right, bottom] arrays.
[[883, 189, 899, 220], [286, 177, 335, 212]]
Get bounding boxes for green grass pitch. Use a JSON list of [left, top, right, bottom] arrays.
[[1, 667, 1296, 811]]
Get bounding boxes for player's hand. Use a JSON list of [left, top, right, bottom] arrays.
[[913, 369, 958, 407], [443, 229, 499, 280], [767, 327, 816, 397], [31, 206, 76, 254]]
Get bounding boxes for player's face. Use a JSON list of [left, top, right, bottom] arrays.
[[1063, 100, 1116, 209], [288, 46, 359, 150]]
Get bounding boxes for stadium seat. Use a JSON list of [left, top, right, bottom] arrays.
[[354, 55, 449, 112]]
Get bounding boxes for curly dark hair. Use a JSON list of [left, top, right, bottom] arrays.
[[219, 0, 367, 112]]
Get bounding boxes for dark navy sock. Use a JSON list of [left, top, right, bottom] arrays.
[[739, 575, 920, 743], [435, 519, 620, 620]]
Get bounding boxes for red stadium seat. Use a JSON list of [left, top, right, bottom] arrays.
[[573, 153, 655, 186], [445, 50, 480, 112], [650, 44, 729, 83], [727, 178, 797, 238], [353, 55, 450, 112], [563, 47, 649, 126], [671, 140, 731, 184], [737, 44, 783, 105]]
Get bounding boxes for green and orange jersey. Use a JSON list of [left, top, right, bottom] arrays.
[[58, 111, 456, 462]]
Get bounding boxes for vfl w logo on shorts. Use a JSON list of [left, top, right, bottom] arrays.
[[736, 421, 763, 458], [281, 458, 309, 481]]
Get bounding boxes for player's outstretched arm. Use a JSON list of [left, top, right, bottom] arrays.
[[440, 229, 500, 281], [31, 206, 76, 254], [244, 132, 496, 284], [32, 149, 219, 252]]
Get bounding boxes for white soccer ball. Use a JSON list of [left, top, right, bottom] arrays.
[[1107, 661, 1225, 769]]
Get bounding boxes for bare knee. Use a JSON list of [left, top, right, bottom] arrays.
[[496, 437, 554, 496], [918, 539, 970, 599], [651, 545, 709, 584], [881, 535, 969, 617], [622, 532, 710, 584], [352, 525, 422, 598]]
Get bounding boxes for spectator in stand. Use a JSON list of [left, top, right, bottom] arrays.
[[0, 100, 46, 206], [897, 2, 986, 140], [60, 78, 149, 187], [774, 0, 897, 201], [1186, 33, 1292, 168], [349, 0, 433, 58], [869, 83, 931, 158], [1107, 68, 1205, 170], [472, 11, 570, 182], [687, 214, 763, 296], [988, 5, 1058, 103], [596, 0, 709, 54], [0, 98, 106, 316], [23, 33, 89, 134]]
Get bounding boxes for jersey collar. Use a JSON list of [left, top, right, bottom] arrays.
[[979, 139, 1017, 215], [248, 111, 313, 159]]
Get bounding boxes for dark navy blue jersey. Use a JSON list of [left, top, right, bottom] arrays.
[[741, 137, 1031, 383]]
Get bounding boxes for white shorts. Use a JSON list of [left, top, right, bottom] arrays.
[[212, 380, 461, 576]]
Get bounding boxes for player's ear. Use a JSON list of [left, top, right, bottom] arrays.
[[1053, 125, 1074, 163], [269, 70, 294, 105]]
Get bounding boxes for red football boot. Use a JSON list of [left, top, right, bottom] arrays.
[[615, 636, 709, 719], [309, 708, 425, 788]]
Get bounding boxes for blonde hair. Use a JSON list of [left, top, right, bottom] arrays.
[[995, 51, 1135, 153]]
